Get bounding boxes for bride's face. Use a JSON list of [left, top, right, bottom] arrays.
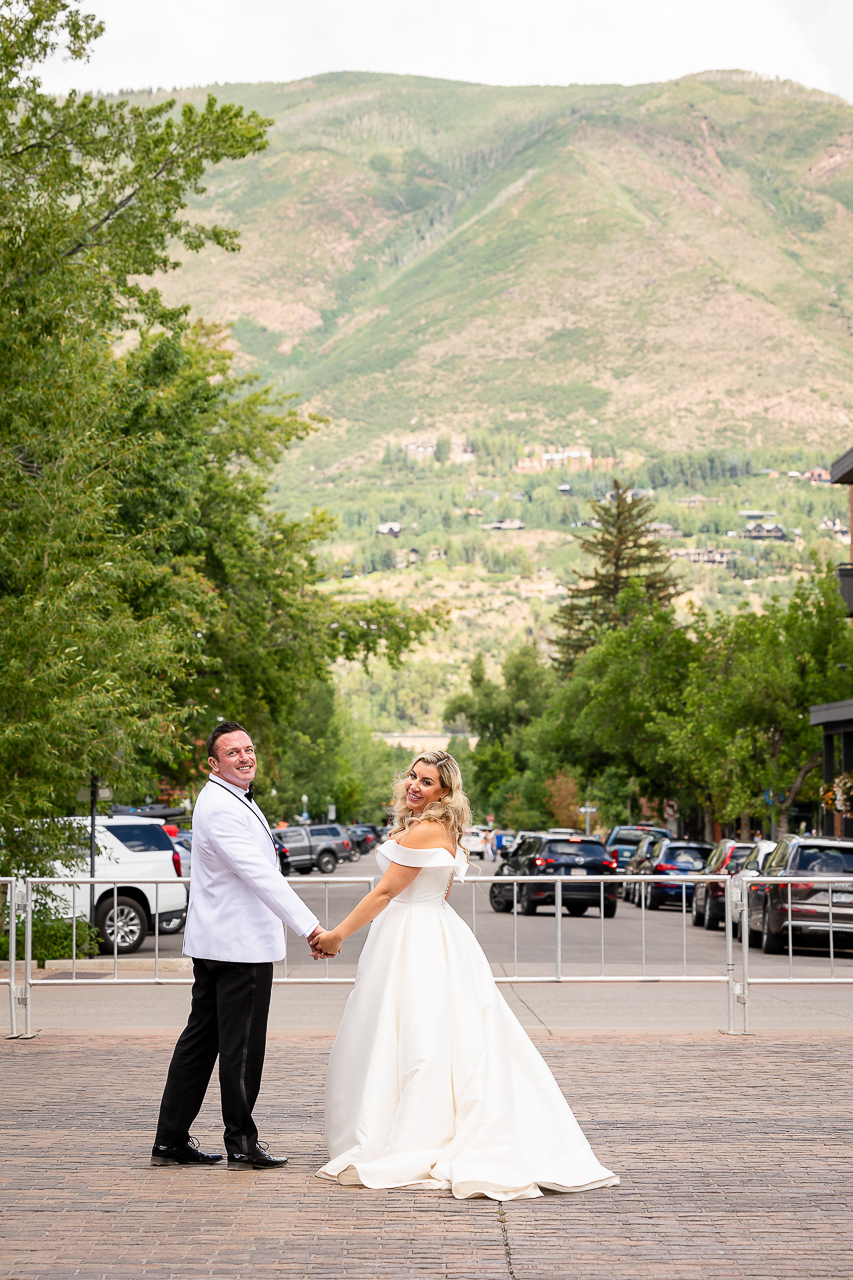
[[405, 761, 449, 812]]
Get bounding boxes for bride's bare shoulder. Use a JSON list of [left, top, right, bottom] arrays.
[[395, 820, 452, 851]]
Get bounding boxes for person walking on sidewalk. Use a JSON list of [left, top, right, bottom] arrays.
[[151, 721, 321, 1171]]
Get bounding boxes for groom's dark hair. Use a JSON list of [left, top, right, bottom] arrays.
[[206, 720, 250, 759]]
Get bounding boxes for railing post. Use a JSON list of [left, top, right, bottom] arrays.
[[740, 894, 750, 1035], [555, 878, 562, 982], [6, 879, 17, 1039], [724, 876, 735, 1036], [23, 879, 33, 1039]]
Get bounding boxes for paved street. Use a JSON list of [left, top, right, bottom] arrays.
[[2, 1030, 851, 1279]]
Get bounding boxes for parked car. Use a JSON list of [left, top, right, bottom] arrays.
[[503, 829, 546, 858], [740, 839, 778, 878], [744, 836, 853, 953], [489, 833, 619, 917], [460, 827, 490, 859], [605, 825, 670, 872], [640, 839, 713, 909], [168, 830, 193, 882], [691, 840, 753, 930], [58, 816, 188, 954], [347, 824, 382, 860], [272, 824, 351, 876], [624, 834, 661, 904]]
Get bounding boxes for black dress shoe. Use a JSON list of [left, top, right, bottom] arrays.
[[227, 1142, 288, 1171], [150, 1137, 224, 1166]]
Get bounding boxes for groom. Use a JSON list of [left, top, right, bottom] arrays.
[[151, 721, 322, 1170]]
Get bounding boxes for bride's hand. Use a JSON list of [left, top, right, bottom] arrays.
[[312, 929, 343, 958]]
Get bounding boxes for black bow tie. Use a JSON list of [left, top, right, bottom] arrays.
[[245, 783, 254, 803]]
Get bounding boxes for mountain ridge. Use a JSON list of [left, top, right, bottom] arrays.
[[128, 70, 853, 470]]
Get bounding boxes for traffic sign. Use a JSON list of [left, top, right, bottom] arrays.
[[578, 805, 598, 814]]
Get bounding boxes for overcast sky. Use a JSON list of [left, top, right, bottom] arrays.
[[38, 0, 852, 104]]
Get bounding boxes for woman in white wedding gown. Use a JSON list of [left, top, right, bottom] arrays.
[[313, 751, 618, 1201]]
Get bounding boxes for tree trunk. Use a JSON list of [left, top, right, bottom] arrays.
[[777, 751, 822, 840], [703, 805, 714, 844], [739, 811, 752, 842]]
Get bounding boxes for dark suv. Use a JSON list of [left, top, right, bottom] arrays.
[[605, 825, 669, 872], [640, 839, 713, 909], [273, 824, 351, 876], [744, 837, 853, 953], [489, 834, 619, 917]]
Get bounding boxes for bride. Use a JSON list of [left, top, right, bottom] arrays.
[[312, 750, 618, 1201]]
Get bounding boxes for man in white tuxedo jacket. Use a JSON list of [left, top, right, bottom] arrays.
[[152, 721, 321, 1171]]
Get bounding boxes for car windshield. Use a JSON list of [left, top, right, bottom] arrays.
[[611, 832, 643, 847], [104, 823, 174, 853], [547, 841, 603, 857], [791, 847, 853, 874], [664, 848, 707, 869]]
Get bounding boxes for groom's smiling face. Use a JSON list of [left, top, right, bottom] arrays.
[[209, 730, 258, 791]]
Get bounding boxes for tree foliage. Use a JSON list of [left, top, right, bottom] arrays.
[[552, 480, 679, 672], [0, 3, 441, 866]]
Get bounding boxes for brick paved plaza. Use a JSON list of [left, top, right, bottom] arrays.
[[1, 1030, 851, 1279]]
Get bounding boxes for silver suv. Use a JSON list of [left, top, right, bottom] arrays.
[[273, 824, 352, 876]]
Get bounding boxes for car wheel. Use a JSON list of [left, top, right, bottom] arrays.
[[602, 899, 617, 919], [297, 866, 312, 875], [96, 896, 147, 955], [489, 883, 512, 913], [348, 848, 361, 863], [645, 885, 660, 910], [703, 896, 719, 931], [158, 913, 185, 934], [632, 884, 643, 907], [566, 903, 587, 917], [761, 905, 783, 954], [747, 915, 762, 947], [317, 852, 336, 875], [518, 885, 537, 916], [691, 893, 704, 927]]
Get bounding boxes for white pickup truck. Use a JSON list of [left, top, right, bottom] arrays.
[[55, 815, 188, 955]]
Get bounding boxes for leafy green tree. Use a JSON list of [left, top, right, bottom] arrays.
[[443, 646, 556, 821], [552, 480, 679, 672], [669, 568, 853, 835], [0, 5, 441, 866]]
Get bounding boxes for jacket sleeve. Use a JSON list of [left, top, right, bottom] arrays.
[[209, 805, 319, 937]]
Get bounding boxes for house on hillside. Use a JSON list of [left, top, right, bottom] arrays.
[[481, 518, 525, 531], [648, 521, 683, 539], [670, 548, 738, 565], [376, 521, 402, 537], [744, 520, 786, 540], [804, 467, 831, 484]]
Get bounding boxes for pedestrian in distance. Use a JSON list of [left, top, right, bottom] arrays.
[[151, 721, 322, 1170]]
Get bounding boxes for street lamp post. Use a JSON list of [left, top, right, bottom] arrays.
[[578, 804, 598, 837]]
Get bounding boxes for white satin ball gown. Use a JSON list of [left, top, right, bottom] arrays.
[[315, 839, 619, 1200]]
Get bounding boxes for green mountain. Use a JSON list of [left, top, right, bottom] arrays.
[[129, 69, 853, 730], [150, 69, 853, 468]]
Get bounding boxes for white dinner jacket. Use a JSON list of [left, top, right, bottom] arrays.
[[183, 775, 319, 963]]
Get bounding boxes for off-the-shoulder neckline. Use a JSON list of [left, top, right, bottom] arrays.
[[383, 837, 464, 856]]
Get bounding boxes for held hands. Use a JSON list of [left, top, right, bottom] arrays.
[[306, 926, 343, 960]]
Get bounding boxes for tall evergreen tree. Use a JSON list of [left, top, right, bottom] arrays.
[[552, 480, 679, 673]]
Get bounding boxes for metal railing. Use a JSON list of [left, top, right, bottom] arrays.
[[11, 872, 853, 1038], [735, 873, 853, 1035]]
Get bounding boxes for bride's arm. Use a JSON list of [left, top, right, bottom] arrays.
[[313, 861, 420, 956]]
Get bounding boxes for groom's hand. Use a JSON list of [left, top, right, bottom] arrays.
[[306, 926, 324, 960]]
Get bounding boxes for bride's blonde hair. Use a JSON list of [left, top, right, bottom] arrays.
[[389, 750, 472, 844]]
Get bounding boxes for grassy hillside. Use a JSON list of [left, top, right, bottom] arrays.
[[145, 69, 853, 461], [123, 70, 853, 730]]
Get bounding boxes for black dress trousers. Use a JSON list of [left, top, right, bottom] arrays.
[[155, 957, 274, 1156]]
